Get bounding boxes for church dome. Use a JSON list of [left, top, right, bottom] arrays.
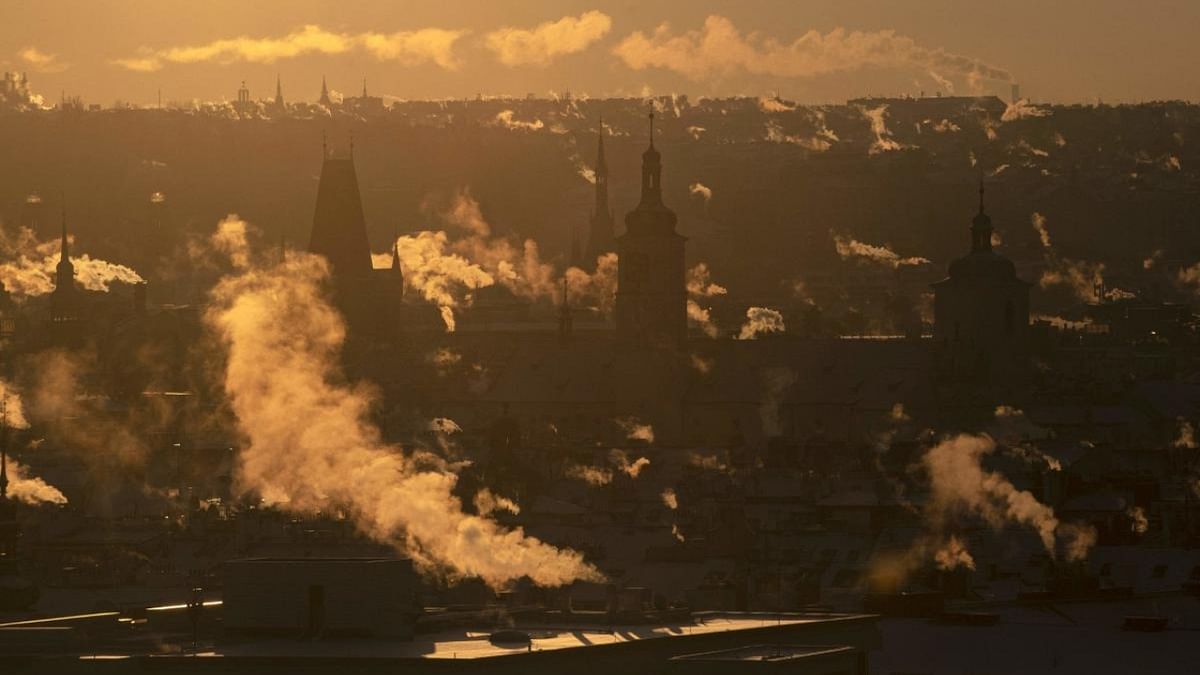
[[947, 248, 1017, 281]]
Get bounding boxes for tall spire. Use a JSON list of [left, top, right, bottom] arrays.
[[59, 207, 69, 262], [319, 75, 331, 107], [637, 111, 665, 209], [970, 177, 994, 253], [362, 77, 368, 98], [585, 115, 615, 266], [274, 74, 284, 107]]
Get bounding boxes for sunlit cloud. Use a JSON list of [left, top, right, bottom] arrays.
[[18, 46, 69, 73], [113, 24, 467, 72], [614, 16, 1011, 88], [485, 10, 612, 66]]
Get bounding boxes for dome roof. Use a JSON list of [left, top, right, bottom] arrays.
[[947, 249, 1017, 281]]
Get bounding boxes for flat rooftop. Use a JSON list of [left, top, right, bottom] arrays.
[[146, 612, 874, 662], [671, 644, 858, 662]]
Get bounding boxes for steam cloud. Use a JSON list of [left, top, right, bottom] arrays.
[[485, 11, 612, 67], [0, 226, 144, 298], [686, 262, 726, 337], [205, 215, 599, 588], [924, 434, 1096, 562], [1031, 212, 1109, 302], [115, 24, 467, 73], [834, 234, 929, 269], [614, 16, 1011, 88], [737, 307, 785, 340], [1, 380, 68, 505]]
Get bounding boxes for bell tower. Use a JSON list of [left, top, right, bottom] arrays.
[[616, 113, 686, 348]]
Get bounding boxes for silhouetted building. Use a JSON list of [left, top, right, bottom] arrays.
[[616, 113, 687, 348], [233, 81, 254, 117], [269, 75, 285, 114], [318, 75, 333, 108], [344, 78, 385, 115], [307, 143, 404, 336], [931, 182, 1030, 397], [49, 212, 77, 323], [585, 117, 615, 266]]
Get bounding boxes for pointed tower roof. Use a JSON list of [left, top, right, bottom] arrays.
[[624, 110, 678, 235], [309, 141, 372, 279], [319, 75, 332, 106]]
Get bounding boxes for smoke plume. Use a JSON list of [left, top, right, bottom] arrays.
[[485, 11, 612, 67], [204, 215, 599, 588], [114, 24, 467, 72], [834, 234, 929, 268], [613, 16, 1012, 88], [0, 225, 144, 299], [924, 434, 1096, 561], [737, 307, 785, 340]]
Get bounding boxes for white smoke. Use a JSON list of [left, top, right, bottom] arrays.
[[737, 307, 785, 340], [617, 417, 655, 443], [834, 234, 929, 268], [493, 110, 545, 131], [688, 182, 713, 202], [0, 380, 68, 505], [862, 105, 906, 154], [0, 225, 144, 299], [205, 215, 599, 588], [924, 434, 1096, 562], [660, 487, 678, 510]]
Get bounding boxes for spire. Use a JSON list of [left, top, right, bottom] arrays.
[[59, 207, 69, 262], [557, 277, 573, 344], [596, 115, 607, 173], [970, 177, 994, 253], [362, 78, 368, 98], [319, 75, 331, 106], [274, 74, 284, 106], [637, 110, 664, 209]]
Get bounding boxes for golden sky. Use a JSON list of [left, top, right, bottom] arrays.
[[2, 0, 1196, 105]]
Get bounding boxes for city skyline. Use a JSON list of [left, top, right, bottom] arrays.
[[2, 0, 1198, 106]]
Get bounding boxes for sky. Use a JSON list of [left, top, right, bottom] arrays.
[[2, 0, 1197, 106]]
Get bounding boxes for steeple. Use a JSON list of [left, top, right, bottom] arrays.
[[362, 78, 368, 98], [56, 208, 74, 289], [557, 277, 573, 344], [319, 75, 331, 107], [584, 116, 615, 265], [970, 176, 993, 252], [274, 74, 284, 107], [640, 113, 661, 205], [624, 110, 677, 235]]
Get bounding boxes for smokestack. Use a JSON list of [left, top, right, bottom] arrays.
[[1011, 83, 1021, 104]]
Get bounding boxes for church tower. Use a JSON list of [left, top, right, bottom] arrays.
[[309, 142, 372, 283], [931, 181, 1030, 395], [585, 117, 615, 266], [50, 210, 76, 322], [273, 75, 285, 109], [616, 113, 687, 348], [318, 76, 332, 107]]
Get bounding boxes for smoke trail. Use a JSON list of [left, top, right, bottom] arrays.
[[924, 434, 1095, 561], [609, 448, 650, 478], [685, 262, 725, 338], [1, 380, 68, 505], [493, 110, 545, 131], [205, 216, 599, 588], [616, 417, 655, 443], [0, 225, 143, 299], [660, 488, 678, 510], [688, 182, 713, 202], [613, 17, 1012, 87], [474, 488, 520, 516], [834, 234, 929, 268], [1031, 212, 1107, 302], [737, 307, 785, 340], [861, 105, 906, 154]]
